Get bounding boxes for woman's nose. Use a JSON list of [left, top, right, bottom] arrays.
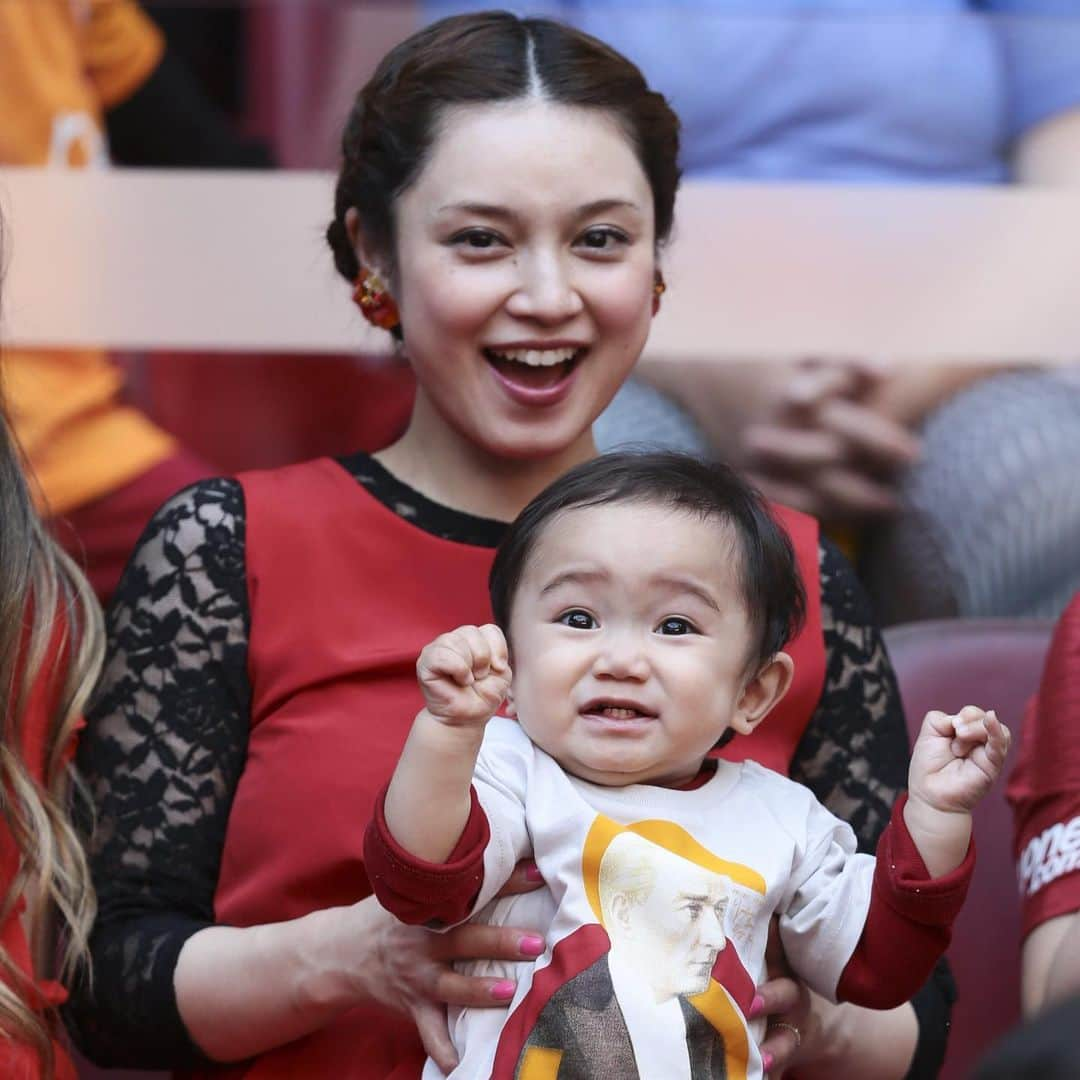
[[505, 253, 583, 324]]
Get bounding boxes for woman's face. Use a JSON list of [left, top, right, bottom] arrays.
[[387, 99, 657, 462]]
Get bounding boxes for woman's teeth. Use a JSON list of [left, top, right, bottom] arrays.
[[486, 347, 580, 367]]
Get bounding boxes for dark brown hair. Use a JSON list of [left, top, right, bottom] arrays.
[[326, 10, 681, 322], [489, 451, 807, 676]]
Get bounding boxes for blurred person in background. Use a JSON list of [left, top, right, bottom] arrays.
[[428, 0, 1080, 624], [973, 590, 1080, 1078], [0, 0, 271, 606], [1007, 591, 1080, 1018], [0, 214, 104, 1077]]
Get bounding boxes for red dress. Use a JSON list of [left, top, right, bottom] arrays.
[[184, 457, 823, 1079], [0, 620, 79, 1080]]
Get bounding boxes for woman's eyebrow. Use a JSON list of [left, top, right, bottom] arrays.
[[436, 201, 517, 220], [435, 198, 643, 220]]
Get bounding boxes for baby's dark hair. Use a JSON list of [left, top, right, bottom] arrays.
[[489, 451, 807, 675]]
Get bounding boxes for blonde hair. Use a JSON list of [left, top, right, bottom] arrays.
[[0, 405, 102, 1075]]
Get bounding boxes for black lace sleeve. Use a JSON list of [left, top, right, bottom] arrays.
[[791, 538, 955, 1079], [63, 478, 251, 1069]]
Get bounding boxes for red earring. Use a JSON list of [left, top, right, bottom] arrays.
[[353, 267, 400, 331], [652, 270, 667, 316]]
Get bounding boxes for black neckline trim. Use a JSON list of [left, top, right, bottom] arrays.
[[336, 451, 508, 549]]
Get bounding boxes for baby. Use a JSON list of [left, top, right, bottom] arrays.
[[365, 452, 1009, 1080]]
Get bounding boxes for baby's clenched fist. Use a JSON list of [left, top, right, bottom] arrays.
[[417, 624, 512, 727], [908, 705, 1011, 815]]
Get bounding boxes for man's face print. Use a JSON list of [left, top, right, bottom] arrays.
[[630, 860, 729, 999], [601, 833, 731, 1002]]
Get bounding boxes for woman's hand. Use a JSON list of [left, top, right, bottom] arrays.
[[751, 918, 918, 1079], [176, 863, 545, 1066], [358, 862, 545, 1074], [752, 919, 816, 1077]]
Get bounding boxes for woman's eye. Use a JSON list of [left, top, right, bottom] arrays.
[[658, 617, 695, 636], [559, 610, 597, 630], [577, 227, 628, 252], [451, 229, 504, 251]]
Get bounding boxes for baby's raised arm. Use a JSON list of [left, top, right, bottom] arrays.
[[384, 624, 512, 862], [905, 706, 1011, 877]]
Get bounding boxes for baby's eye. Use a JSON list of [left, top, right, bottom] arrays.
[[575, 226, 629, 252], [657, 617, 695, 636], [559, 610, 597, 630]]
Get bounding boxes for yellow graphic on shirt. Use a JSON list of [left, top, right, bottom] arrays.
[[517, 1046, 562, 1080]]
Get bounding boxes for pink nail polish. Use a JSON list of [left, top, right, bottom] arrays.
[[762, 1051, 774, 1073], [524, 862, 543, 883], [747, 993, 765, 1019], [490, 979, 516, 1001], [519, 934, 545, 957]]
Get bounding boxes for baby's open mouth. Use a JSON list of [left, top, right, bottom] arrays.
[[483, 346, 584, 389], [582, 700, 657, 721]]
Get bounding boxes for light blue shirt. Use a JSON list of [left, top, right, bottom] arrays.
[[423, 1, 1080, 184]]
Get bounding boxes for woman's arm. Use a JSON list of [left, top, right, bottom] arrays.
[[1013, 105, 1080, 186], [1021, 913, 1080, 1018], [64, 478, 251, 1068], [760, 539, 952, 1079], [173, 886, 538, 1071], [65, 479, 540, 1071]]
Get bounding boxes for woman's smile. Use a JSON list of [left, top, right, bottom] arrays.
[[484, 344, 587, 405]]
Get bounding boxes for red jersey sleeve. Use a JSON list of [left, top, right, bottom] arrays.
[[1007, 593, 1080, 938], [364, 785, 490, 927], [837, 794, 975, 1008]]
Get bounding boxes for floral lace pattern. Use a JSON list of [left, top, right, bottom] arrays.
[[64, 456, 940, 1073]]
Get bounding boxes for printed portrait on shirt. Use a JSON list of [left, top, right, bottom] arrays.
[[505, 817, 765, 1080]]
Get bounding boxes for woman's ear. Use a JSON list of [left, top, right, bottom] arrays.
[[345, 207, 386, 279], [730, 652, 794, 737]]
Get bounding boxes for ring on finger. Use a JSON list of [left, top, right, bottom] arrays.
[[768, 1020, 802, 1049]]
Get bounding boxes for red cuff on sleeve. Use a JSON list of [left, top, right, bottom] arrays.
[[363, 785, 490, 927], [838, 793, 975, 1007]]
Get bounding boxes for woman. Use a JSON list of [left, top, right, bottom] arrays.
[[66, 13, 948, 1078], [0, 280, 103, 1073]]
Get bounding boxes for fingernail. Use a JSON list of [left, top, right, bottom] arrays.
[[519, 934, 544, 957], [490, 979, 516, 1001], [747, 993, 765, 1019], [524, 862, 543, 883], [762, 1052, 774, 1072]]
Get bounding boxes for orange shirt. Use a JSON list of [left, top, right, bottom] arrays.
[[0, 0, 174, 514]]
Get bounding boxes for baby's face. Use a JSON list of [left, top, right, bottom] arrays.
[[505, 501, 758, 787]]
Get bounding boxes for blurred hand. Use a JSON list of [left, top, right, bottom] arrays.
[[741, 358, 921, 521], [645, 356, 922, 522]]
